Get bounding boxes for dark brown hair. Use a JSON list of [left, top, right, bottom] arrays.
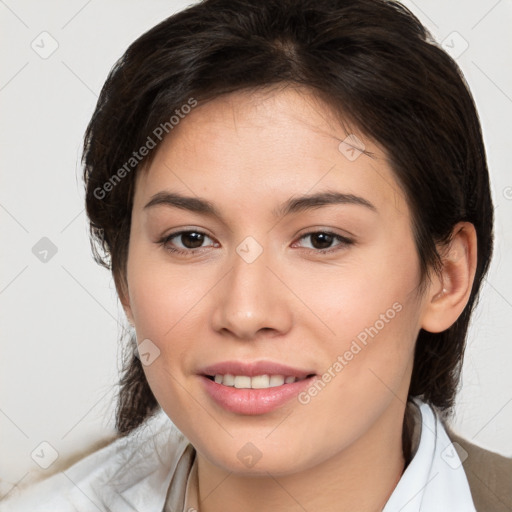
[[82, 0, 493, 444]]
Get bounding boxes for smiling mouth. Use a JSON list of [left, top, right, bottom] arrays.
[[204, 373, 315, 389]]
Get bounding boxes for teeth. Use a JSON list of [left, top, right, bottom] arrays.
[[251, 375, 270, 389], [212, 374, 299, 389], [269, 375, 285, 387], [222, 374, 235, 386], [234, 376, 251, 388]]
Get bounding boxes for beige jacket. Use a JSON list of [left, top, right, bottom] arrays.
[[448, 430, 512, 512]]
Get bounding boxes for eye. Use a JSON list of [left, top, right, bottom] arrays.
[[293, 231, 353, 253], [158, 230, 218, 255]]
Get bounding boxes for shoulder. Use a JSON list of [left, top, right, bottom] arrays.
[[447, 428, 512, 512], [0, 409, 192, 512]]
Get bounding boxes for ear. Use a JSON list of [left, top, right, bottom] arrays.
[[420, 222, 478, 333]]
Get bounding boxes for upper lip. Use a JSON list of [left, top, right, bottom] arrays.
[[199, 361, 316, 379]]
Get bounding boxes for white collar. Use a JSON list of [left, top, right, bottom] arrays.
[[94, 411, 190, 511], [382, 398, 476, 511]]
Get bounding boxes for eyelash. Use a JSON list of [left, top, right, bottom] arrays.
[[157, 229, 354, 256]]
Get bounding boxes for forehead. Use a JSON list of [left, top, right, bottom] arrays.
[[133, 87, 407, 220]]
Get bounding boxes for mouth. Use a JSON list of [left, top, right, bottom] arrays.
[[198, 361, 317, 415]]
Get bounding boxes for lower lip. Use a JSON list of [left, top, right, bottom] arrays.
[[200, 375, 316, 415]]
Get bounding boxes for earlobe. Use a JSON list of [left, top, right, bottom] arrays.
[[420, 222, 477, 333]]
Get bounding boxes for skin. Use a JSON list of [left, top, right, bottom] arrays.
[[120, 85, 477, 511]]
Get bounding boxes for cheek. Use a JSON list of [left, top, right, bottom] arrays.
[[126, 251, 201, 417], [125, 243, 217, 404], [126, 242, 203, 340], [290, 236, 421, 345]]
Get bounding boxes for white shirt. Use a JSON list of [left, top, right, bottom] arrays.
[[0, 399, 476, 511]]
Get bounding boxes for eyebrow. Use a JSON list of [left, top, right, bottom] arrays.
[[143, 190, 377, 220]]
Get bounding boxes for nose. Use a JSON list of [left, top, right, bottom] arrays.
[[210, 243, 293, 341]]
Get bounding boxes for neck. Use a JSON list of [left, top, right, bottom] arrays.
[[196, 400, 408, 512]]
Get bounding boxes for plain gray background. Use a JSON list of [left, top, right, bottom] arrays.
[[1, 0, 511, 497]]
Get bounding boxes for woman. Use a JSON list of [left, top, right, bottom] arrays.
[[2, 0, 511, 510]]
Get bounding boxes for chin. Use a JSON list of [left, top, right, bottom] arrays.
[[191, 432, 327, 478]]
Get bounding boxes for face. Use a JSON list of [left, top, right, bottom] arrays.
[[122, 86, 428, 476]]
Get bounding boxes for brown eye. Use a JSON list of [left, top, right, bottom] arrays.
[[158, 230, 218, 255], [295, 231, 353, 253], [309, 232, 335, 249], [178, 232, 206, 249]]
